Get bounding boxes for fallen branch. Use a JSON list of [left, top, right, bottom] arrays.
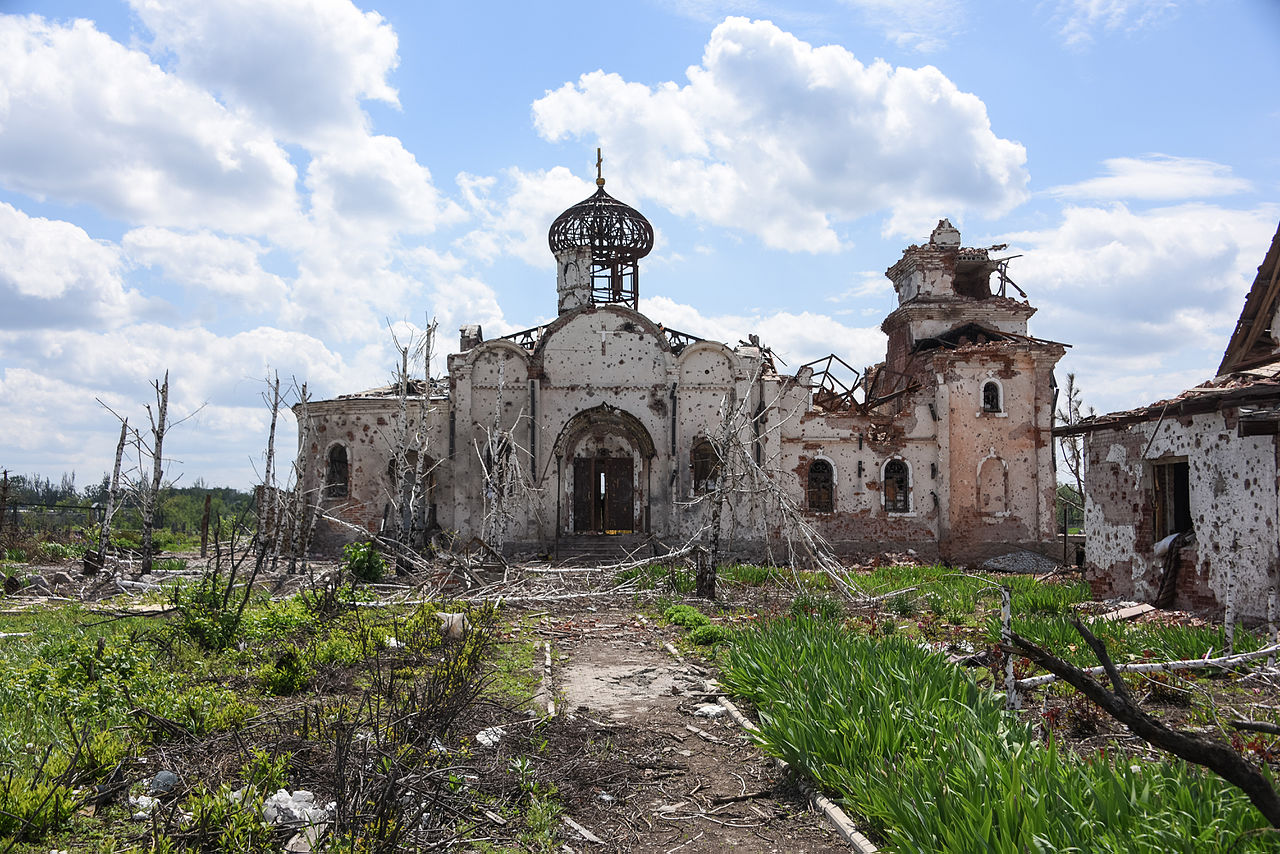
[[1008, 618, 1280, 828], [710, 789, 772, 806], [1014, 642, 1280, 690], [1232, 720, 1280, 737]]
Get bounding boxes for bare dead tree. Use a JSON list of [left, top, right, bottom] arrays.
[[1055, 372, 1094, 512], [87, 419, 129, 572], [287, 380, 320, 575], [382, 319, 440, 555], [683, 356, 854, 600], [473, 361, 540, 563], [137, 371, 170, 574], [0, 470, 8, 548], [1008, 617, 1280, 828]]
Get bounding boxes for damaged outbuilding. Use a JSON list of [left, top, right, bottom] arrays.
[[296, 165, 1066, 564], [1060, 222, 1280, 621]]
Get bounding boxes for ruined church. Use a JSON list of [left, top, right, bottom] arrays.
[[296, 169, 1065, 563]]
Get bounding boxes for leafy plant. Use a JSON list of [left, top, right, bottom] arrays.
[[689, 624, 730, 646], [244, 747, 292, 792], [0, 771, 75, 841], [343, 540, 386, 583], [663, 604, 710, 629], [257, 646, 311, 696]]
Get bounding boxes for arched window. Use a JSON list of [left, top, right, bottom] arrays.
[[884, 459, 910, 513], [691, 438, 721, 495], [325, 444, 349, 498], [808, 459, 834, 512], [982, 380, 1003, 413]]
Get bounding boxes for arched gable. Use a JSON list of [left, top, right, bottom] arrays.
[[676, 340, 736, 386]]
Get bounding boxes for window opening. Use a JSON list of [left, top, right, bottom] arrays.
[[691, 439, 721, 495], [325, 445, 349, 498], [808, 459, 834, 512], [1152, 460, 1191, 538], [884, 460, 910, 513], [982, 381, 1002, 413]]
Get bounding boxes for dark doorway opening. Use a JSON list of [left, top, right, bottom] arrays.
[[573, 456, 635, 533]]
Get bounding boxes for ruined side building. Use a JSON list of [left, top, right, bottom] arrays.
[[296, 174, 1065, 564], [1060, 223, 1280, 621]]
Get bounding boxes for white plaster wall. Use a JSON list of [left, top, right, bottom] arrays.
[[1086, 411, 1279, 619]]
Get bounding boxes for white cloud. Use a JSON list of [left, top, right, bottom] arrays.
[[455, 167, 596, 268], [129, 0, 400, 146], [1005, 202, 1279, 409], [0, 324, 350, 484], [0, 15, 299, 234], [123, 227, 287, 313], [642, 294, 887, 369], [1050, 155, 1252, 201], [0, 202, 143, 329], [532, 17, 1027, 249], [1053, 0, 1178, 46], [305, 133, 464, 240]]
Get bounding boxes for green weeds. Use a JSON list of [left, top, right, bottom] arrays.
[[343, 540, 385, 582], [723, 615, 1275, 852], [663, 604, 710, 629]]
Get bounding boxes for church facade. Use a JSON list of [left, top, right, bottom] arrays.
[[295, 174, 1065, 564]]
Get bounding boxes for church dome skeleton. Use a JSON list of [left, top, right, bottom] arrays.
[[547, 151, 653, 311]]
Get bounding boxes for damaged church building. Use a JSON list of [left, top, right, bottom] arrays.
[[1058, 223, 1280, 622], [295, 169, 1066, 564]]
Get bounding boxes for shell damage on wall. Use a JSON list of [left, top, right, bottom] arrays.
[[297, 182, 1066, 565]]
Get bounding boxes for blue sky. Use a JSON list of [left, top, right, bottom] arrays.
[[1, 0, 1277, 488]]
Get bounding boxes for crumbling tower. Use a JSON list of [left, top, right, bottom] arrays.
[[881, 218, 1035, 376]]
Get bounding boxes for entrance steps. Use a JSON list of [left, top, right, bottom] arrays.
[[554, 534, 659, 566]]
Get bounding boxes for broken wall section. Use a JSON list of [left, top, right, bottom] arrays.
[[1084, 411, 1280, 620]]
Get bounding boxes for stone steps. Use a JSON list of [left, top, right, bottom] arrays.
[[554, 534, 658, 565]]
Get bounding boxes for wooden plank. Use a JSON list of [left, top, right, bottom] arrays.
[[1095, 603, 1155, 622]]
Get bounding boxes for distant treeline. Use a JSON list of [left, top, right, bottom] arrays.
[[2, 471, 253, 533]]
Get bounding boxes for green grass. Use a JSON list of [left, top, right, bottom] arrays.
[[723, 615, 1276, 853], [616, 563, 695, 594]]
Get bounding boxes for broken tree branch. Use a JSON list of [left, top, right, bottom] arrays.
[[1014, 642, 1280, 690], [1008, 618, 1280, 828]]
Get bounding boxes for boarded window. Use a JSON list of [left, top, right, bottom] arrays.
[[884, 460, 910, 513], [691, 439, 721, 495], [982, 381, 1002, 413], [326, 445, 349, 498], [808, 459, 834, 512], [1152, 460, 1192, 538]]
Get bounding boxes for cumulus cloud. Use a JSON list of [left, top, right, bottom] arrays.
[[129, 0, 400, 145], [0, 203, 144, 329], [1005, 202, 1279, 409], [1053, 0, 1178, 46], [0, 323, 350, 483], [1050, 155, 1253, 201], [642, 294, 887, 369], [305, 134, 464, 240], [123, 227, 288, 313], [532, 17, 1027, 249], [0, 15, 299, 234], [455, 167, 596, 268]]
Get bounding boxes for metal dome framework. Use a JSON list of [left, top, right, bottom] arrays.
[[548, 186, 654, 310]]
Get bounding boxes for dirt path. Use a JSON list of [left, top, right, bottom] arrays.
[[531, 604, 847, 853]]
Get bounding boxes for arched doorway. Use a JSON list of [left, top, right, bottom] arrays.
[[553, 405, 656, 536]]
